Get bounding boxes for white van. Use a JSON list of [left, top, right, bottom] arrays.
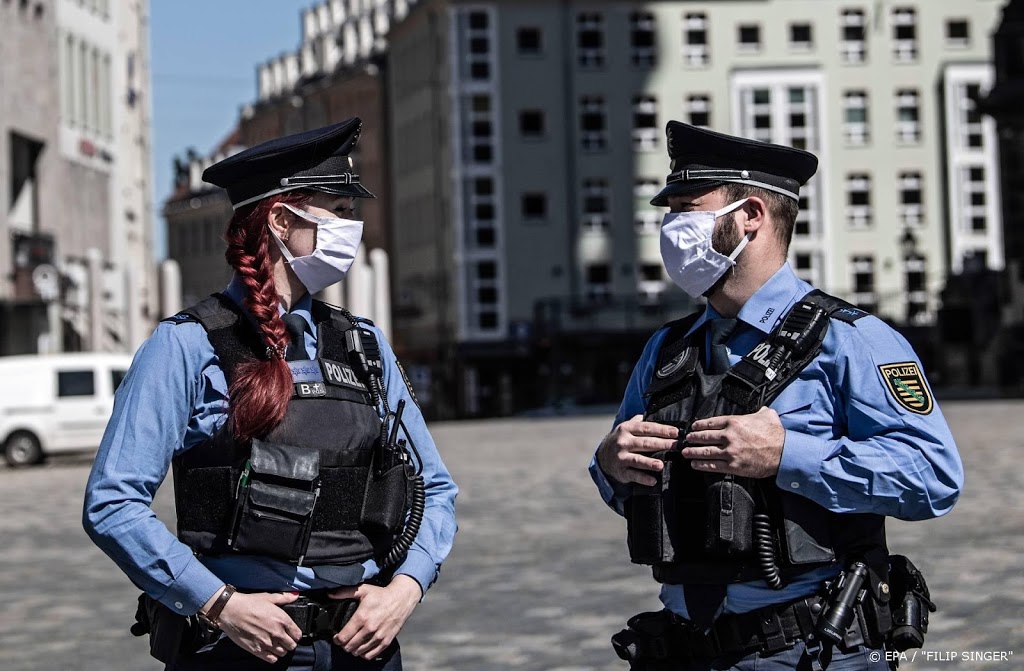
[[0, 353, 134, 467]]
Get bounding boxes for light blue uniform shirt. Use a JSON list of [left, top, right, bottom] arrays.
[[84, 279, 458, 616], [590, 263, 962, 619]]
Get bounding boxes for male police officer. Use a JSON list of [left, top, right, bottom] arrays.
[[590, 122, 963, 670]]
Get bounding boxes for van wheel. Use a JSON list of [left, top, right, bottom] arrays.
[[4, 431, 43, 467]]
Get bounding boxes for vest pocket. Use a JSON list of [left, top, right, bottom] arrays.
[[703, 475, 755, 557], [229, 440, 321, 563]]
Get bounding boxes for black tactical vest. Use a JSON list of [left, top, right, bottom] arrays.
[[626, 291, 889, 587], [167, 294, 394, 566]]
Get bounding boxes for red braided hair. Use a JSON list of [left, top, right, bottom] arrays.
[[223, 191, 311, 441]]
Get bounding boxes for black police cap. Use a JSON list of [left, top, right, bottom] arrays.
[[651, 121, 818, 207], [203, 117, 375, 210]]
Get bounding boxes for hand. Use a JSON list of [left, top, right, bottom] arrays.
[[596, 414, 679, 486], [215, 591, 302, 664], [330, 575, 421, 660], [680, 407, 785, 478]]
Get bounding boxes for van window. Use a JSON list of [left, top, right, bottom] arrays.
[[112, 369, 127, 392], [58, 370, 96, 397]]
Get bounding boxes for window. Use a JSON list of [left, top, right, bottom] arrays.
[[635, 210, 661, 233], [577, 12, 604, 68], [794, 252, 814, 283], [905, 253, 928, 323], [463, 94, 493, 163], [630, 12, 656, 67], [581, 178, 609, 232], [684, 12, 709, 67], [787, 86, 813, 151], [686, 94, 711, 128], [519, 109, 545, 138], [960, 83, 984, 149], [633, 95, 658, 152], [789, 23, 813, 51], [745, 88, 773, 142], [840, 9, 866, 63], [638, 262, 666, 303], [896, 89, 920, 144], [580, 96, 607, 151], [634, 179, 660, 200], [522, 193, 547, 220], [585, 263, 612, 302], [460, 11, 491, 80], [468, 177, 496, 248], [946, 19, 970, 48], [850, 255, 876, 312], [58, 370, 95, 397], [899, 172, 923, 227], [892, 7, 917, 62], [112, 369, 127, 392], [843, 90, 869, 145], [963, 166, 987, 232], [517, 27, 542, 55], [738, 24, 761, 53], [473, 261, 499, 331], [846, 173, 872, 228]]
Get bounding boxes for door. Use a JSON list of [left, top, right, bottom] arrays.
[[50, 367, 108, 451]]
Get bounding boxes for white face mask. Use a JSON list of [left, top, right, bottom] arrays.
[[659, 198, 750, 298], [269, 203, 364, 295]]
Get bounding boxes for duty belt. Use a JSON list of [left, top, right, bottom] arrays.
[[279, 594, 359, 644], [614, 594, 872, 662]]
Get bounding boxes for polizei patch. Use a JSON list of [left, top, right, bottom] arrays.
[[878, 362, 933, 414]]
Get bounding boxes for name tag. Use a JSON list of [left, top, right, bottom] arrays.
[[321, 359, 368, 391], [295, 381, 327, 398], [289, 360, 325, 384]]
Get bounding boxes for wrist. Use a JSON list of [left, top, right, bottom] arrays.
[[389, 574, 423, 602], [199, 584, 236, 628]]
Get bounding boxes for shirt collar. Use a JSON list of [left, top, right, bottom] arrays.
[[684, 263, 812, 337], [224, 275, 315, 335]]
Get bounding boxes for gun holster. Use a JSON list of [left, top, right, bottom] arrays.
[[131, 593, 215, 666]]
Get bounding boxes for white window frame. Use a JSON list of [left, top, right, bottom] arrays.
[[634, 209, 661, 234], [840, 9, 866, 64], [789, 22, 813, 52], [892, 7, 918, 63], [461, 10, 493, 81], [898, 172, 924, 228], [581, 178, 610, 232], [896, 89, 921, 144], [945, 18, 970, 49], [683, 12, 709, 67], [842, 90, 869, 146], [846, 173, 872, 229], [632, 95, 659, 153], [580, 95, 607, 152], [630, 11, 656, 68], [686, 94, 711, 128], [850, 255, 876, 309], [584, 262, 612, 303], [577, 12, 605, 68], [737, 23, 761, 54]]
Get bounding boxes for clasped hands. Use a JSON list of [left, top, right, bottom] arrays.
[[596, 407, 786, 485], [212, 574, 422, 664]]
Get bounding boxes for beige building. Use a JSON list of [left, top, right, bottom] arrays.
[[1, 0, 155, 355], [386, 0, 1004, 416]]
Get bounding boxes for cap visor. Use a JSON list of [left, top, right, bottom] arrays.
[[312, 183, 376, 199], [649, 180, 726, 207]]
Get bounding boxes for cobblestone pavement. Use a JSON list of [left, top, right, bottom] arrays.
[[0, 401, 1020, 670]]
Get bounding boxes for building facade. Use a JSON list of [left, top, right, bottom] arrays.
[[1, 0, 154, 355], [164, 0, 410, 327], [387, 0, 1004, 417]]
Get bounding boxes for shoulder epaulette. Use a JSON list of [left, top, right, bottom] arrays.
[[802, 289, 870, 324]]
